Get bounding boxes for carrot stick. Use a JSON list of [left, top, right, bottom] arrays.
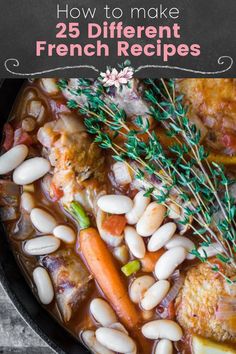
[[80, 227, 140, 329], [102, 214, 127, 236]]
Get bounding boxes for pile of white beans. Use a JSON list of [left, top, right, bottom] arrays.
[[1, 138, 215, 353], [24, 205, 76, 305], [98, 192, 221, 261], [0, 82, 195, 354], [97, 192, 197, 352], [82, 298, 137, 354], [0, 143, 77, 305], [97, 192, 197, 277], [0, 144, 50, 182], [83, 297, 183, 354]]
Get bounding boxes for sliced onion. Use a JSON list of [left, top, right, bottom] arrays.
[[112, 162, 132, 186], [170, 269, 180, 281], [41, 174, 52, 197], [156, 306, 169, 319], [160, 273, 184, 308], [11, 212, 34, 240]]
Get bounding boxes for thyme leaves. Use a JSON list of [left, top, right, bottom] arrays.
[[59, 77, 236, 282]]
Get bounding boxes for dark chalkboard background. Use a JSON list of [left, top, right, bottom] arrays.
[[0, 0, 235, 77]]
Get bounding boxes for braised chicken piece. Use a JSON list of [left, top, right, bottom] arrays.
[[178, 79, 236, 154], [42, 249, 93, 322], [62, 78, 150, 120], [37, 113, 106, 210], [175, 261, 236, 344], [62, 78, 154, 132]]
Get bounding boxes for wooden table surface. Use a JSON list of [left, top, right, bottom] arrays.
[[0, 284, 54, 354]]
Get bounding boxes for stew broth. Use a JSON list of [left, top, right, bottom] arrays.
[[1, 78, 236, 354]]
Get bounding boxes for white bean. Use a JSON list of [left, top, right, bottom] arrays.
[[125, 191, 150, 225], [21, 192, 35, 213], [97, 194, 133, 214], [33, 267, 54, 305], [148, 222, 176, 252], [141, 280, 170, 310], [127, 344, 137, 354], [113, 245, 129, 264], [25, 235, 60, 255], [155, 247, 187, 280], [165, 235, 195, 260], [141, 320, 183, 341], [168, 203, 181, 219], [129, 276, 155, 304], [53, 225, 76, 244], [110, 322, 128, 335], [112, 161, 132, 186], [136, 202, 166, 237], [155, 339, 173, 354], [13, 157, 50, 185], [82, 330, 115, 354], [0, 144, 28, 175], [30, 208, 57, 233], [90, 298, 117, 326], [124, 226, 146, 259], [198, 242, 224, 258], [95, 328, 136, 354]]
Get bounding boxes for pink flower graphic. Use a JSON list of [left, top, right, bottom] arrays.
[[100, 67, 133, 88]]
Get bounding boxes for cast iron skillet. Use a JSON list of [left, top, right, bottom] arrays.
[[0, 79, 90, 354]]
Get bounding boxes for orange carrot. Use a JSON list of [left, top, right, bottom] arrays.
[[80, 227, 140, 329], [141, 249, 165, 272], [102, 215, 127, 236]]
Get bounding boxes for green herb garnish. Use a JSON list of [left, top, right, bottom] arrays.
[[59, 77, 236, 283]]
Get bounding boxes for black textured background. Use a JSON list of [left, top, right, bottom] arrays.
[[0, 0, 235, 77]]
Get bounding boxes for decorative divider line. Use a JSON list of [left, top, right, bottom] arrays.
[[4, 56, 234, 76]]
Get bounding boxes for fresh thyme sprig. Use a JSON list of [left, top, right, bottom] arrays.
[[58, 78, 236, 283], [144, 79, 236, 257]]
